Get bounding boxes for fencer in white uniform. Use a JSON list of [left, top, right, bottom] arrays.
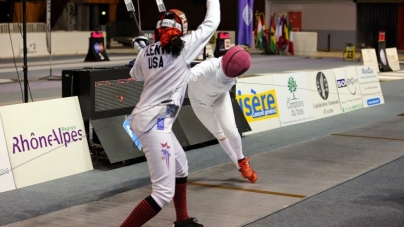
[[187, 46, 257, 183], [120, 1, 220, 227]]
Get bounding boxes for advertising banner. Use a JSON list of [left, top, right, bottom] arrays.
[[356, 66, 385, 108], [333, 66, 363, 113], [385, 48, 400, 71], [361, 48, 379, 73], [273, 72, 316, 127], [0, 116, 16, 193], [307, 69, 342, 119], [237, 0, 254, 47], [0, 97, 93, 189], [236, 74, 281, 134]]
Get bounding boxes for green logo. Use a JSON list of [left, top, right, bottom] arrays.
[[288, 77, 298, 100], [61, 126, 77, 132]]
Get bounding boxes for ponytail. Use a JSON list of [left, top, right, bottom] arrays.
[[159, 28, 185, 58]]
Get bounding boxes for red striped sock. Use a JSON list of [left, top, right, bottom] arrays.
[[174, 177, 189, 221], [121, 196, 161, 227]]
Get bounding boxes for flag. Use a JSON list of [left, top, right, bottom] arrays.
[[269, 13, 276, 53], [275, 16, 283, 51], [289, 31, 294, 55], [237, 0, 255, 47], [282, 15, 289, 51], [288, 21, 294, 55], [256, 14, 263, 50], [253, 11, 259, 48], [260, 13, 268, 51]]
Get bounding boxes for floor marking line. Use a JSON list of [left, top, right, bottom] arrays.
[[331, 133, 404, 142], [188, 182, 306, 198]]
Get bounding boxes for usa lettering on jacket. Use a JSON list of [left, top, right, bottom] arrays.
[[144, 44, 171, 69]]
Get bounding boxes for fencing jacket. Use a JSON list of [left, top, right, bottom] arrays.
[[130, 0, 221, 108], [188, 57, 237, 106]]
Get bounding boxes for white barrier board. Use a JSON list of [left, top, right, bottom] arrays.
[[0, 31, 98, 58], [356, 66, 385, 108], [386, 48, 400, 71], [0, 97, 93, 189], [236, 74, 281, 134], [307, 70, 342, 119], [361, 48, 380, 73], [293, 32, 318, 57], [334, 66, 363, 113], [273, 72, 315, 127], [0, 116, 16, 193]]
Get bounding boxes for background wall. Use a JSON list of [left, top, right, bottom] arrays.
[[114, 0, 233, 34], [266, 0, 356, 51], [113, 0, 265, 39]]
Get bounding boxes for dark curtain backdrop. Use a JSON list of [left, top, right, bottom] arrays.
[[398, 3, 404, 49], [357, 3, 398, 48]]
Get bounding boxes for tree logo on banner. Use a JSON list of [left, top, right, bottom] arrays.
[[288, 77, 298, 100], [316, 72, 329, 100], [243, 5, 253, 25]]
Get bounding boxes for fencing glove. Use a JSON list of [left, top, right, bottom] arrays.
[[132, 35, 149, 52]]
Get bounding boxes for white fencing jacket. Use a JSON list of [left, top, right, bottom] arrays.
[[130, 0, 221, 108], [188, 57, 237, 106]]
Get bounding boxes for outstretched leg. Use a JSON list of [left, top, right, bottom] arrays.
[[212, 93, 257, 183], [190, 98, 239, 168]]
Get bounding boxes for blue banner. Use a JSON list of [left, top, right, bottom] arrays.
[[237, 0, 254, 47]]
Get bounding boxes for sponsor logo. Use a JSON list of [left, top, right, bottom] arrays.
[[341, 103, 363, 113], [237, 88, 279, 122], [367, 98, 380, 106], [161, 142, 171, 169], [243, 5, 253, 25], [336, 69, 358, 95], [359, 67, 377, 79], [316, 72, 329, 100], [285, 76, 310, 118], [313, 72, 339, 115], [11, 126, 83, 154], [362, 67, 373, 74], [286, 76, 305, 116], [288, 77, 298, 100]]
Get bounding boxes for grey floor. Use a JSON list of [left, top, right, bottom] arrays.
[[0, 54, 404, 227]]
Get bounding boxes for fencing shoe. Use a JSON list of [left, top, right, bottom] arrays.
[[173, 217, 203, 227], [238, 157, 258, 183]]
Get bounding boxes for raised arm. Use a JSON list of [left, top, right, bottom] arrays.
[[182, 0, 220, 65]]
